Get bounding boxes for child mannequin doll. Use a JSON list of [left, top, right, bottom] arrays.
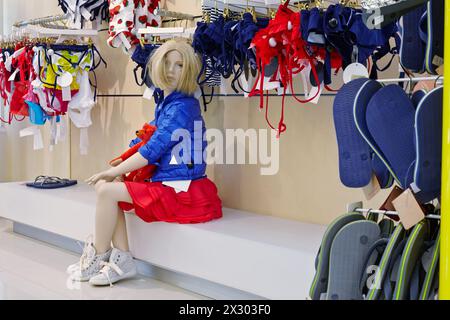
[[67, 38, 223, 286]]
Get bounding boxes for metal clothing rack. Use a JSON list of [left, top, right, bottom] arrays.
[[94, 75, 443, 99], [158, 9, 198, 20], [353, 208, 441, 221], [202, 0, 282, 16], [12, 10, 198, 27], [13, 14, 69, 28]]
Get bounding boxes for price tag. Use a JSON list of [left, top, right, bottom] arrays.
[[392, 189, 425, 230], [143, 87, 154, 100], [119, 33, 132, 50], [62, 86, 72, 101], [343, 63, 369, 84], [57, 72, 73, 87], [362, 174, 381, 201], [80, 7, 92, 20]]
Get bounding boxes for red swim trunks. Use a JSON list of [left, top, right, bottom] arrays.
[[118, 177, 223, 224]]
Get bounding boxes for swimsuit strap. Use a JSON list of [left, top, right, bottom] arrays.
[[37, 46, 58, 88], [133, 64, 145, 87], [88, 69, 98, 102], [90, 44, 107, 71]]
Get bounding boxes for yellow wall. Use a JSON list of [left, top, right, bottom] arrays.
[[1, 0, 394, 225]]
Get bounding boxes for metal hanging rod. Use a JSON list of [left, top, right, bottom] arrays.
[[355, 208, 441, 220], [203, 0, 281, 14], [377, 76, 443, 83], [162, 15, 203, 23], [13, 14, 69, 28], [204, 0, 358, 10], [158, 9, 197, 20], [13, 11, 196, 29], [96, 93, 340, 98]]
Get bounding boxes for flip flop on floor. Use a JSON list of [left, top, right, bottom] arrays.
[[365, 84, 416, 189], [26, 176, 78, 189], [309, 212, 366, 300], [413, 86, 443, 202], [326, 220, 381, 300]]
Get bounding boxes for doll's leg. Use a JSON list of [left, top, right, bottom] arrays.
[[94, 182, 132, 254], [112, 206, 130, 252], [96, 177, 129, 252]]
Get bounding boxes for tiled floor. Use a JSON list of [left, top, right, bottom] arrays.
[[0, 218, 207, 300]]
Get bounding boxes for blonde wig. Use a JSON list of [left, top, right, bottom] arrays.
[[148, 38, 201, 95]]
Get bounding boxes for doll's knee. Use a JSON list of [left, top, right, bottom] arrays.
[[95, 180, 108, 195]]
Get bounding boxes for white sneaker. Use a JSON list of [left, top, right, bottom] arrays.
[[66, 235, 94, 275], [89, 248, 137, 286], [69, 237, 112, 282]]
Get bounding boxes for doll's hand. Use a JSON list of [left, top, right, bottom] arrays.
[[85, 168, 119, 186]]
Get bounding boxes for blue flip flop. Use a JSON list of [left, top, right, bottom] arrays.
[[424, 0, 445, 74], [411, 90, 427, 109], [372, 153, 394, 189], [399, 4, 427, 73], [413, 86, 443, 202], [352, 79, 394, 188], [333, 78, 374, 188], [365, 85, 416, 189], [26, 176, 78, 189]]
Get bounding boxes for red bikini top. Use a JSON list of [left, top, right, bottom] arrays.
[[250, 1, 342, 137]]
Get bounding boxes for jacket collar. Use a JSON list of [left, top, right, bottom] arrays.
[[156, 91, 195, 120], [162, 90, 193, 106]]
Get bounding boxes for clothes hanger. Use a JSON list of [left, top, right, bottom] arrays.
[[22, 24, 97, 44], [138, 7, 200, 40], [205, 0, 277, 18]]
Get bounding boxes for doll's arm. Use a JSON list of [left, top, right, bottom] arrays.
[[109, 152, 149, 177], [109, 142, 143, 166]]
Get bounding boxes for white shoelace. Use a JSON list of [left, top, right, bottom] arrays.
[[99, 261, 124, 287]]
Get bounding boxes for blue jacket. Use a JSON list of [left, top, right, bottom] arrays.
[[130, 91, 207, 182]]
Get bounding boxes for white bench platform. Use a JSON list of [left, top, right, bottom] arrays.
[[0, 182, 326, 300]]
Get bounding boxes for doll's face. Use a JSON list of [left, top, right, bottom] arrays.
[[165, 50, 183, 92]]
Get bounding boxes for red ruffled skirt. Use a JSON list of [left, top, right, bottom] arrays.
[[118, 177, 223, 224]]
